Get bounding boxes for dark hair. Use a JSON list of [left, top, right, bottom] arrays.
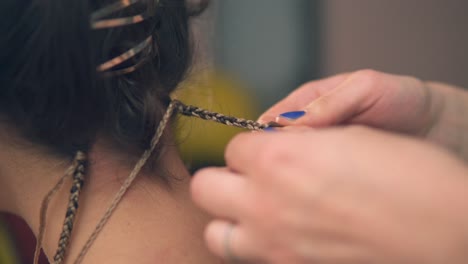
[[0, 0, 207, 156]]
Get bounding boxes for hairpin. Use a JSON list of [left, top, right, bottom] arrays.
[[91, 0, 159, 29], [97, 36, 153, 74]]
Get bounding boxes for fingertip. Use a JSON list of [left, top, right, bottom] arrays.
[[190, 172, 203, 203], [257, 117, 265, 123], [204, 220, 225, 258], [191, 167, 216, 202], [191, 167, 210, 183], [277, 110, 306, 121], [294, 99, 334, 127], [263, 127, 277, 132], [304, 97, 326, 114]]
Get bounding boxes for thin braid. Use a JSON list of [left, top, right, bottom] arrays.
[[33, 151, 87, 264], [33, 163, 77, 264], [53, 152, 87, 264], [73, 101, 177, 264], [172, 100, 269, 130]]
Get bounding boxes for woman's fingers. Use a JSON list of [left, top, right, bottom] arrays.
[[258, 74, 349, 124], [191, 167, 250, 220], [223, 133, 264, 175], [224, 129, 320, 175], [224, 132, 289, 176], [292, 70, 384, 127], [260, 70, 435, 141], [275, 70, 385, 127]]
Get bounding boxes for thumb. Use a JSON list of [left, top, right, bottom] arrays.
[[257, 74, 350, 124]]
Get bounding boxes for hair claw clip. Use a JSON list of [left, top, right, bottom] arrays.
[[90, 0, 159, 29], [97, 36, 153, 75]]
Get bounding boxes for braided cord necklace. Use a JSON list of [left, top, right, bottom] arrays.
[[34, 100, 275, 264]]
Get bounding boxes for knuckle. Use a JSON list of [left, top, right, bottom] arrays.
[[245, 195, 273, 223], [354, 68, 381, 77], [352, 69, 383, 88], [403, 75, 425, 90]]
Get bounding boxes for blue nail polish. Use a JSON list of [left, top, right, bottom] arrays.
[[264, 127, 276, 132], [279, 111, 306, 121]]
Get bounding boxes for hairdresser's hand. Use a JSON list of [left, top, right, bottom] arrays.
[[191, 126, 468, 264], [259, 70, 468, 160]]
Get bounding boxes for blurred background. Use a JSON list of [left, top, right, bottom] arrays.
[[176, 0, 468, 172], [195, 0, 468, 108], [1, 0, 468, 263]]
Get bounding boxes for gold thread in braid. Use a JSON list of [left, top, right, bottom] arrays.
[[172, 100, 270, 130], [33, 151, 87, 264], [73, 101, 177, 264], [52, 152, 87, 264]]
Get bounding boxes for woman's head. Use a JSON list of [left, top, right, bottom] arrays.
[[0, 0, 207, 156]]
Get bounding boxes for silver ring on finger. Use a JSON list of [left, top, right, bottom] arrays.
[[224, 223, 240, 263]]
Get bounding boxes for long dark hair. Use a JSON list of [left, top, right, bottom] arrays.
[[0, 0, 207, 156]]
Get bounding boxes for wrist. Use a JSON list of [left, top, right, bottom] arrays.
[[424, 81, 468, 160]]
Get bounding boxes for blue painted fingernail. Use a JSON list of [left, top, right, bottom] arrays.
[[264, 127, 276, 132], [278, 111, 306, 121]]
